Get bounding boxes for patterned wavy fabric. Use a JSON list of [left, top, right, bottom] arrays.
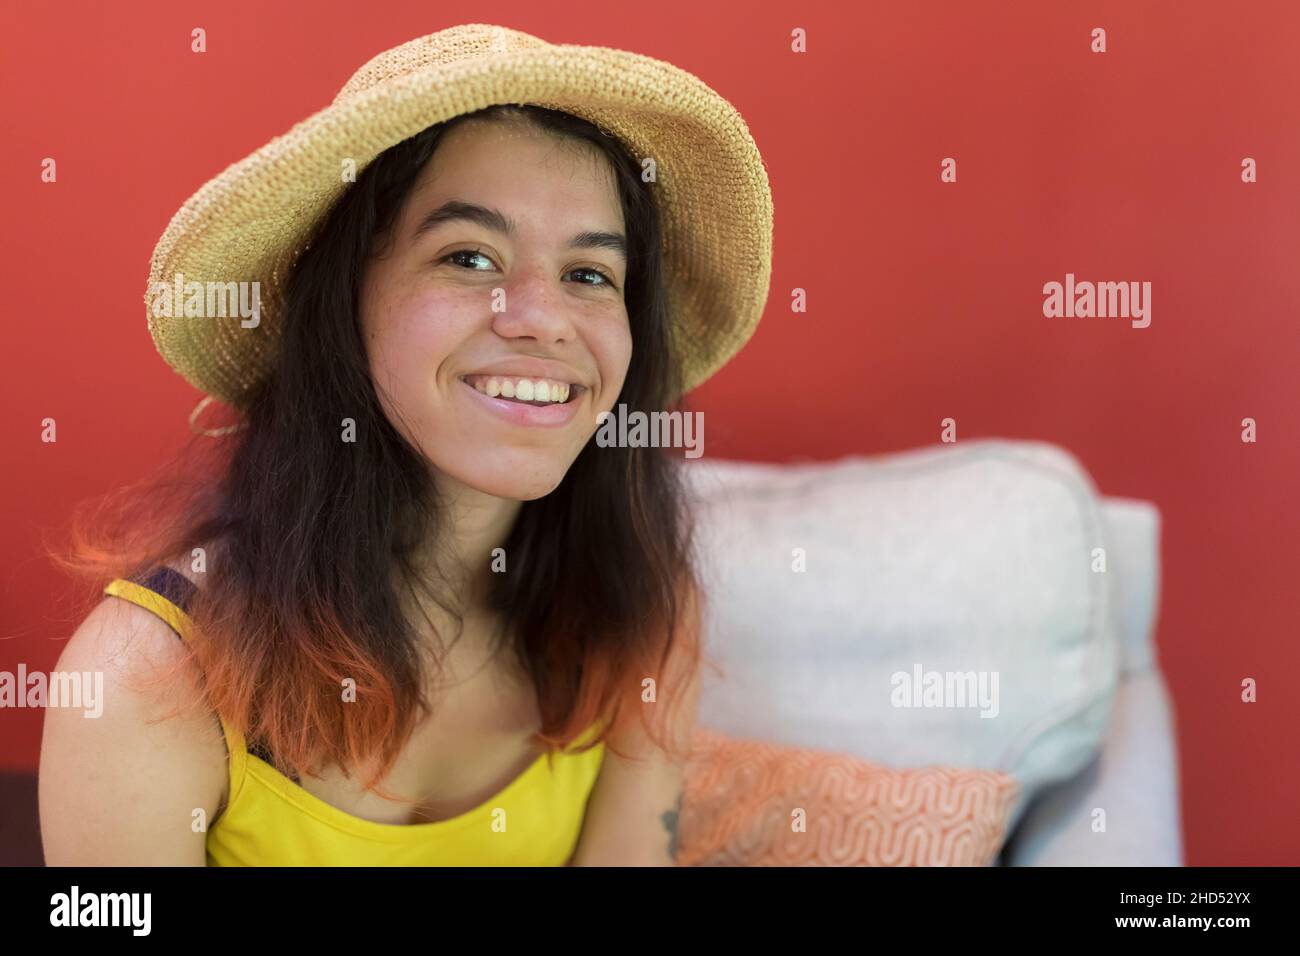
[[679, 727, 1020, 866]]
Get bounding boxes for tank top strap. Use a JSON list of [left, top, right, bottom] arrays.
[[106, 566, 197, 639], [103, 567, 250, 797]]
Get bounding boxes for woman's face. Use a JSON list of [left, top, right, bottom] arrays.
[[360, 118, 632, 501]]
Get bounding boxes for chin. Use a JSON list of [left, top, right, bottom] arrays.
[[446, 462, 571, 501]]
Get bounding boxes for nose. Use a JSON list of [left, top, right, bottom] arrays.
[[490, 262, 578, 344]]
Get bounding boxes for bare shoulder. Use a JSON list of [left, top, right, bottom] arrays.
[[37, 576, 227, 865]]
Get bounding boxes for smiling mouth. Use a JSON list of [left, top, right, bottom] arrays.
[[457, 375, 586, 406]]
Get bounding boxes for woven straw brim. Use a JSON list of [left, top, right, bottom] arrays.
[[146, 24, 774, 413]]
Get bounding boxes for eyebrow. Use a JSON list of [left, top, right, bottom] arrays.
[[411, 199, 628, 263]]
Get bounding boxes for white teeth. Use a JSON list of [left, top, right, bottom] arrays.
[[466, 375, 574, 404]]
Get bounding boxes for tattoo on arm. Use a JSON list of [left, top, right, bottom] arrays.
[[660, 791, 684, 862]]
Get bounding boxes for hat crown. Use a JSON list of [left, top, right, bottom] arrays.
[[333, 24, 548, 105]]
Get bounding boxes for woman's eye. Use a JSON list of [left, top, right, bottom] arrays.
[[443, 248, 495, 271], [566, 267, 616, 289]]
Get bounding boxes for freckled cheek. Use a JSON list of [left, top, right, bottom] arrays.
[[584, 329, 632, 406], [370, 294, 471, 386]]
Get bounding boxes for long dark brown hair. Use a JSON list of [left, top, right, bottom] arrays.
[[54, 104, 710, 801]]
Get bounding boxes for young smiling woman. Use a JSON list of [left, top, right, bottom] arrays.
[[37, 24, 773, 868]]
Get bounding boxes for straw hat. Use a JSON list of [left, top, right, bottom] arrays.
[[145, 23, 774, 432]]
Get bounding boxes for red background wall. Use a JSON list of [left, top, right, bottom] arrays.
[[1, 0, 1296, 865]]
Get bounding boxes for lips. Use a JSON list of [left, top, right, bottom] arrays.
[[456, 376, 584, 429]]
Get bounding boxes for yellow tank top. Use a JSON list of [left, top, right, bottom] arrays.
[[103, 568, 606, 866]]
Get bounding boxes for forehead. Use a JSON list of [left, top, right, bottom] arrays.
[[403, 118, 623, 231]]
